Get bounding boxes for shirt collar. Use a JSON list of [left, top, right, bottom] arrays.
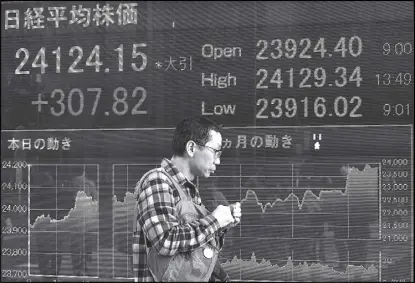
[[161, 158, 197, 190]]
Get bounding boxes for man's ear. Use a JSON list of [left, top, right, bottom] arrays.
[[186, 140, 196, 157]]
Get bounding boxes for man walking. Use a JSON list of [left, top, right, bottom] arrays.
[[133, 116, 241, 282]]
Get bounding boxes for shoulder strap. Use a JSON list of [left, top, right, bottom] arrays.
[[133, 167, 188, 255], [161, 168, 188, 200], [133, 168, 159, 233], [133, 167, 187, 201]]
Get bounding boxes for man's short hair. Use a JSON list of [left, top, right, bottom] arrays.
[[172, 116, 223, 156]]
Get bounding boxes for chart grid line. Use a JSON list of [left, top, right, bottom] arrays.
[[291, 164, 294, 239], [291, 249, 294, 281], [28, 164, 99, 278], [112, 162, 383, 280], [28, 164, 31, 276], [55, 164, 58, 277], [239, 164, 242, 239], [112, 163, 115, 279], [379, 162, 381, 241], [126, 165, 129, 276], [347, 250, 350, 282], [97, 164, 100, 278], [2, 123, 412, 133], [379, 251, 382, 282], [412, 125, 414, 282], [347, 163, 350, 239]]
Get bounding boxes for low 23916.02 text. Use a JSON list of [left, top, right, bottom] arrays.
[[256, 96, 363, 119]]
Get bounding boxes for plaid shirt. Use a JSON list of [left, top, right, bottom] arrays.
[[132, 158, 228, 282]]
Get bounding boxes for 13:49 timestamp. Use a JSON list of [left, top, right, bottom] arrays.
[[376, 73, 412, 86]]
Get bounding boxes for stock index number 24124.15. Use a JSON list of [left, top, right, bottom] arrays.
[[15, 44, 147, 74]]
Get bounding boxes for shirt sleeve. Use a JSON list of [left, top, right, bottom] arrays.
[[136, 177, 222, 256]]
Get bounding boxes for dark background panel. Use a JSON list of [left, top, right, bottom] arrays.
[[1, 1, 413, 130], [1, 1, 413, 282]]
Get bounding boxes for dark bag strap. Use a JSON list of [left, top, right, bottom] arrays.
[[134, 167, 187, 202], [161, 168, 188, 200], [133, 167, 188, 254]]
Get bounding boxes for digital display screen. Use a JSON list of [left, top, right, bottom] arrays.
[[1, 1, 413, 282]]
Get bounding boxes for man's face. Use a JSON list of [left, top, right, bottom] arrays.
[[190, 130, 222, 178]]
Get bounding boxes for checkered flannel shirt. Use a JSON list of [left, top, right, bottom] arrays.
[[132, 158, 228, 282]]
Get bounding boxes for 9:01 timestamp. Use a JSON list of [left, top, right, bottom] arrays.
[[383, 104, 411, 116]]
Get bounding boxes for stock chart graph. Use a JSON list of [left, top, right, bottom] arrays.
[[28, 165, 99, 278], [1, 125, 413, 282], [204, 164, 380, 282], [108, 125, 412, 282], [113, 162, 381, 281]]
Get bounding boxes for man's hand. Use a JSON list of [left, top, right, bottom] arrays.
[[226, 202, 241, 229], [230, 202, 241, 225], [212, 205, 235, 228]]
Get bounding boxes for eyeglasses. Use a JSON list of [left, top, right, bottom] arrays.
[[194, 142, 222, 158]]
